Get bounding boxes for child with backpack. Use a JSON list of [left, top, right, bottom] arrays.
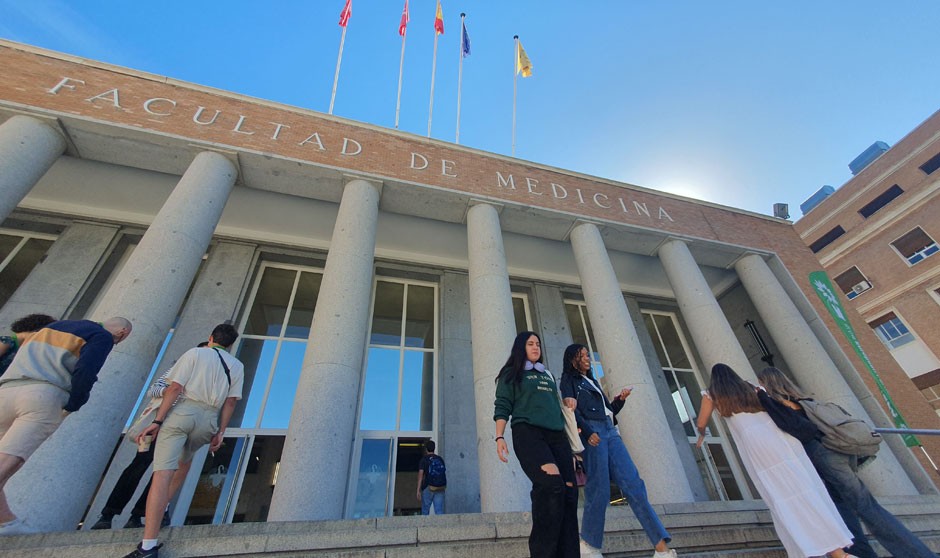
[[416, 439, 446, 515]]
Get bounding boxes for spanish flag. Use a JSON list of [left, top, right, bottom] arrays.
[[516, 40, 532, 77], [434, 1, 444, 35]]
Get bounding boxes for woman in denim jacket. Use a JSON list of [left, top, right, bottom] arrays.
[[559, 344, 676, 558]]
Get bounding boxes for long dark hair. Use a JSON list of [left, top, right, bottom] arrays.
[[495, 331, 543, 385], [707, 363, 763, 417], [562, 343, 593, 380]]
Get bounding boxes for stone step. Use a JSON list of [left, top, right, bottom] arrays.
[[1, 496, 937, 558]]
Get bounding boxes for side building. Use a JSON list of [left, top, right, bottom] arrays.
[[0, 40, 937, 533], [796, 109, 940, 417]]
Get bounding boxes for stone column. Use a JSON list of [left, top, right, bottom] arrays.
[[466, 202, 530, 513], [532, 284, 572, 374], [0, 221, 119, 323], [0, 115, 67, 224], [440, 271, 481, 513], [659, 239, 755, 380], [267, 179, 380, 521], [6, 151, 238, 531], [735, 253, 918, 495], [81, 240, 256, 528], [570, 222, 695, 503]]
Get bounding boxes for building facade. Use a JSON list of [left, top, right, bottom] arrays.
[[0, 41, 937, 533], [795, 110, 940, 416]]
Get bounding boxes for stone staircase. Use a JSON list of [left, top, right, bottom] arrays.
[[2, 496, 938, 558]]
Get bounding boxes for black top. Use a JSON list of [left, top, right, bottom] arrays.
[[757, 390, 820, 444], [558, 373, 625, 439]]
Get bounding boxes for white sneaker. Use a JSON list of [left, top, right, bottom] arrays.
[[580, 538, 603, 558], [652, 550, 677, 558], [0, 518, 35, 536]]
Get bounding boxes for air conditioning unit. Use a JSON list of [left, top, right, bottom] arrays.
[[852, 281, 871, 294]]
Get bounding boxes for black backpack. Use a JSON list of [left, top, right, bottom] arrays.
[[426, 455, 447, 492]]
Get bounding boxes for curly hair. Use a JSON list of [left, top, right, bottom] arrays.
[[10, 314, 56, 334]]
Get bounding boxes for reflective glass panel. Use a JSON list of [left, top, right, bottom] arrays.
[[512, 297, 529, 333], [126, 330, 174, 428], [360, 348, 400, 430], [244, 268, 295, 336], [285, 272, 322, 339], [232, 435, 284, 523], [0, 237, 53, 308], [185, 436, 248, 525], [0, 233, 21, 259], [404, 285, 434, 348], [643, 313, 668, 365], [565, 304, 589, 348], [351, 438, 392, 518], [234, 339, 278, 428], [371, 282, 404, 346], [260, 341, 306, 428], [655, 314, 690, 369], [400, 351, 433, 432]]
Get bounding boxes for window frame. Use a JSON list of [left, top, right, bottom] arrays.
[[889, 227, 939, 267], [833, 266, 873, 300], [868, 312, 915, 350]]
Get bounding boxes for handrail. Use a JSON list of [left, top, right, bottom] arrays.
[[874, 428, 940, 436]]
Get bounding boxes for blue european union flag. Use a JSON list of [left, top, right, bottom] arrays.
[[461, 22, 471, 58]]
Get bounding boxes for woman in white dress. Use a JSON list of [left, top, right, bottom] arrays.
[[695, 363, 856, 558]]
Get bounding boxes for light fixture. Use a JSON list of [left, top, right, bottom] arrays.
[[744, 320, 775, 367]]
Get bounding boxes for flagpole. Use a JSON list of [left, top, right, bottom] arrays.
[[395, 32, 407, 128], [512, 35, 518, 157], [329, 26, 347, 115], [428, 32, 439, 137], [456, 13, 466, 144]]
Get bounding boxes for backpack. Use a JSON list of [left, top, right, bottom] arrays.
[[798, 399, 882, 458], [426, 455, 447, 492]]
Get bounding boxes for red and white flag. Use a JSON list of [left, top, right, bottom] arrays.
[[338, 0, 352, 27], [399, 0, 410, 36]]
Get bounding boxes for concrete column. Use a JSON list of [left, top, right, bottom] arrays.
[[0, 115, 67, 223], [267, 179, 380, 521], [532, 284, 572, 374], [81, 240, 256, 528], [466, 202, 530, 513], [0, 221, 119, 323], [570, 222, 695, 503], [440, 271, 481, 513], [659, 239, 755, 381], [6, 151, 238, 531], [735, 253, 918, 495]]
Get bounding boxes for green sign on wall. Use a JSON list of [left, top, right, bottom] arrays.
[[808, 271, 919, 447]]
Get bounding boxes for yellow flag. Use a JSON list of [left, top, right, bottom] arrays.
[[516, 40, 532, 77]]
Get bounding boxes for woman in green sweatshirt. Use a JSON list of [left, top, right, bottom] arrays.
[[494, 331, 578, 558]]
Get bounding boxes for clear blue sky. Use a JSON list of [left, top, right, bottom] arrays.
[[2, 0, 938, 218]]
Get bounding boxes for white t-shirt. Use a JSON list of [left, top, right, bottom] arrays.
[[166, 346, 244, 409]]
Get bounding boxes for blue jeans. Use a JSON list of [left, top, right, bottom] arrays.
[[804, 439, 935, 558], [581, 417, 669, 549], [421, 487, 444, 515]]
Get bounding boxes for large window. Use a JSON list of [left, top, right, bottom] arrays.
[[869, 312, 915, 350], [0, 229, 56, 309], [564, 300, 604, 378], [890, 227, 938, 266], [348, 277, 438, 518], [919, 151, 940, 175], [858, 185, 903, 218], [809, 226, 846, 253], [512, 292, 532, 333]]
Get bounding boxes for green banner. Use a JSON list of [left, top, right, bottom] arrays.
[[808, 271, 920, 447]]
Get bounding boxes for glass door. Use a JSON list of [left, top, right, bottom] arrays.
[[347, 278, 438, 517], [642, 311, 751, 500]]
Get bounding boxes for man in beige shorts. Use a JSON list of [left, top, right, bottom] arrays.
[[124, 323, 243, 558], [0, 317, 132, 535]]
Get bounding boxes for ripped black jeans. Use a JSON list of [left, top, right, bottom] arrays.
[[511, 422, 579, 558]]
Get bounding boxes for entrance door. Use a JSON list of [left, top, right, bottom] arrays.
[[346, 278, 439, 517], [642, 311, 751, 500]]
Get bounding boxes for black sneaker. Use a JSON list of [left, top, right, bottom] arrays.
[[123, 515, 144, 529], [121, 543, 162, 558], [89, 514, 113, 530]]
